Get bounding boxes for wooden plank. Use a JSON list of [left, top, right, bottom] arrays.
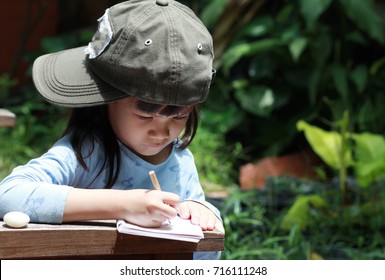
[[0, 108, 16, 127], [0, 220, 224, 259]]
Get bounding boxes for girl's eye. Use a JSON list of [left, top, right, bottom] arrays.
[[137, 114, 153, 121], [174, 115, 189, 121]]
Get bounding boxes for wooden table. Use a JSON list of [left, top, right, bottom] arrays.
[[0, 220, 224, 260], [0, 108, 16, 127]]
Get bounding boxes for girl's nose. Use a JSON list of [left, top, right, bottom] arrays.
[[149, 122, 170, 140]]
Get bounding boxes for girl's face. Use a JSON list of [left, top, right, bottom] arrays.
[[108, 97, 192, 164]]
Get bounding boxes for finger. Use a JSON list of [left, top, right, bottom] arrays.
[[197, 212, 210, 230], [148, 209, 175, 226], [204, 214, 217, 231], [177, 202, 191, 219], [158, 203, 178, 219], [190, 207, 202, 225], [160, 192, 180, 208]]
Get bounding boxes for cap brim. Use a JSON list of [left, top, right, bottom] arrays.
[[32, 46, 128, 107]]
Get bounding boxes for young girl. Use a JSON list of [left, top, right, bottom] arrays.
[[0, 0, 223, 259]]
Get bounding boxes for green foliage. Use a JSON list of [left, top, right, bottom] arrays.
[[211, 0, 385, 252], [203, 0, 385, 162], [0, 30, 92, 179], [297, 118, 385, 188], [40, 31, 93, 53], [221, 189, 291, 260], [200, 0, 228, 29], [0, 75, 17, 107], [281, 194, 326, 230], [189, 125, 241, 187], [221, 177, 385, 260], [0, 87, 68, 179], [274, 113, 385, 258], [297, 119, 352, 170], [352, 133, 385, 187]]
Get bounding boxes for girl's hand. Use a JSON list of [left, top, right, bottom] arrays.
[[64, 188, 179, 227], [121, 189, 180, 228], [178, 201, 225, 233]]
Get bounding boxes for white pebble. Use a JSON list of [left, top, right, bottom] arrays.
[[3, 211, 30, 228]]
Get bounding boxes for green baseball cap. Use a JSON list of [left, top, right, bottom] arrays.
[[32, 0, 215, 107]]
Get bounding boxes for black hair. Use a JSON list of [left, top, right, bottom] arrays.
[[62, 99, 199, 188]]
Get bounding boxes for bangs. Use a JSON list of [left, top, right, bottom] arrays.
[[136, 99, 191, 116]]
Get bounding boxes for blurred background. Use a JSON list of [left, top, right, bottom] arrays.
[[1, 0, 385, 260]]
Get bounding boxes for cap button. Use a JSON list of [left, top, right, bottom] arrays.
[[156, 0, 169, 6]]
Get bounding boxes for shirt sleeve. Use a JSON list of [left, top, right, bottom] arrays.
[[0, 136, 78, 223], [180, 149, 222, 221]]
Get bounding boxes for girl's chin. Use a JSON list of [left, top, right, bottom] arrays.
[[134, 145, 169, 157], [142, 145, 165, 155], [141, 145, 172, 163], [123, 143, 163, 156]]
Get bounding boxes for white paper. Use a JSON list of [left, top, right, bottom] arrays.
[[116, 216, 204, 243]]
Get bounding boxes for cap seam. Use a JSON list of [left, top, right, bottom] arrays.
[[110, 4, 157, 65], [173, 4, 213, 47], [164, 6, 181, 105], [109, 4, 158, 87], [173, 4, 214, 100]]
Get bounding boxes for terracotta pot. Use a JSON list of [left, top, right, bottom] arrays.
[[239, 150, 322, 190]]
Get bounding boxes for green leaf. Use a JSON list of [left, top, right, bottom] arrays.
[[354, 160, 385, 187], [241, 16, 274, 38], [331, 64, 349, 104], [370, 56, 385, 75], [222, 39, 283, 73], [281, 195, 326, 230], [289, 37, 308, 62], [310, 31, 333, 66], [339, 0, 385, 44], [349, 65, 367, 94], [200, 0, 228, 29], [352, 133, 385, 162], [297, 120, 352, 170], [234, 86, 274, 117], [308, 68, 322, 106], [299, 0, 332, 29], [351, 132, 385, 186]]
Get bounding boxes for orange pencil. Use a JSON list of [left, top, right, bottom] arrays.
[[149, 170, 161, 191], [149, 170, 172, 224]]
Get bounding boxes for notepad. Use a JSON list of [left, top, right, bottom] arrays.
[[116, 216, 204, 243]]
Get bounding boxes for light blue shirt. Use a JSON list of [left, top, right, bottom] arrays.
[[0, 134, 222, 259]]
